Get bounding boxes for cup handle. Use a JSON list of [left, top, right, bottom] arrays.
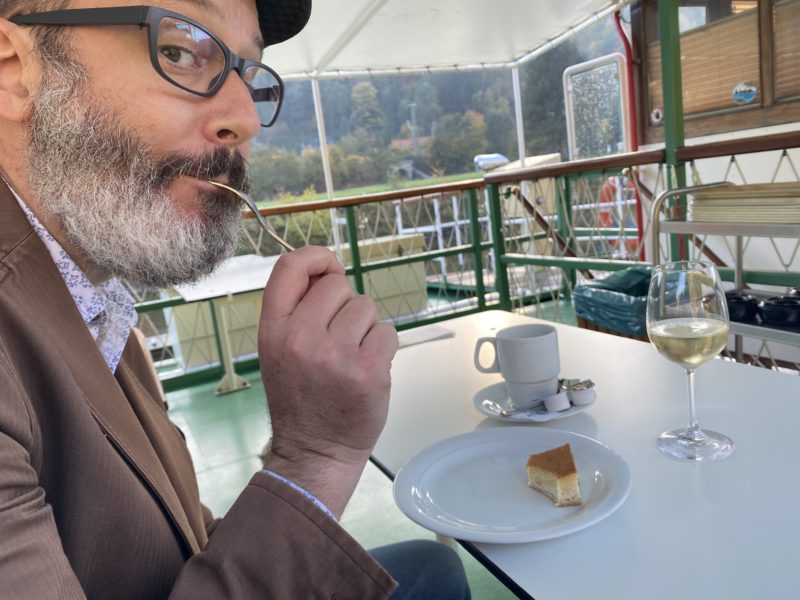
[[474, 337, 499, 373]]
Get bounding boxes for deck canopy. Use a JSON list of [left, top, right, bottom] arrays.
[[264, 0, 627, 79]]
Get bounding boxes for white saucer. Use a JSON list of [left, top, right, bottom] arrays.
[[473, 381, 593, 423]]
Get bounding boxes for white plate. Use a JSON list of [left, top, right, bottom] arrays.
[[393, 428, 631, 543], [473, 382, 592, 422]]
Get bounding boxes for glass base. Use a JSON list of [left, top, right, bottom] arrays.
[[657, 427, 734, 461]]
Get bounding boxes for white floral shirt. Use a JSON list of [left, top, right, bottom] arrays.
[[11, 190, 137, 373]]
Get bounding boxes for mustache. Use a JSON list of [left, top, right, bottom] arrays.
[[154, 148, 250, 192]]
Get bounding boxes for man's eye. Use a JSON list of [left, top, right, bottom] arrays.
[[158, 45, 200, 69]]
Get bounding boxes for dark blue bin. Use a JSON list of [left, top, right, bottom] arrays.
[[572, 266, 651, 338]]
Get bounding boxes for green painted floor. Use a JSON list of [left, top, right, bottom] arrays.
[[166, 370, 518, 599], [521, 298, 577, 325]]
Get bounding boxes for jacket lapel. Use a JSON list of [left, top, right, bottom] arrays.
[[0, 183, 201, 554]]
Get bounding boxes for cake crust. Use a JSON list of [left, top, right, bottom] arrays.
[[526, 444, 578, 478], [526, 444, 582, 507]]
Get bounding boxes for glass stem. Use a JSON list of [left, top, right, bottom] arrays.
[[684, 368, 704, 441]]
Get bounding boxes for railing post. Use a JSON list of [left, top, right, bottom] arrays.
[[487, 183, 511, 311], [556, 175, 577, 300], [467, 188, 487, 310], [208, 300, 226, 373], [344, 205, 365, 294], [659, 0, 689, 262]]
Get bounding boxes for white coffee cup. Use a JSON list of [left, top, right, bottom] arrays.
[[474, 324, 560, 409]]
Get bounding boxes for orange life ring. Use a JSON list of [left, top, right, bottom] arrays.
[[597, 178, 616, 229], [597, 177, 639, 253]]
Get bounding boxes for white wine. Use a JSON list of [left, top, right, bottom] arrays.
[[648, 318, 730, 369]]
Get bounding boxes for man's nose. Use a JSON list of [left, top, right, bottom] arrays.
[[202, 72, 262, 147]]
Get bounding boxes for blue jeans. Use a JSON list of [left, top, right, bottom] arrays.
[[370, 540, 471, 599]]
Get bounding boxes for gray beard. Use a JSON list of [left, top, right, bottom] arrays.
[[25, 54, 247, 290]]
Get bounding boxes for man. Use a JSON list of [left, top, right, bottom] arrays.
[[0, 0, 470, 597]]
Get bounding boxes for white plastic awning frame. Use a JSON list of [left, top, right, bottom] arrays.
[[270, 1, 630, 81], [262, 0, 631, 207]]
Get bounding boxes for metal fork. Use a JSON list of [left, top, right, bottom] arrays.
[[209, 181, 296, 252]]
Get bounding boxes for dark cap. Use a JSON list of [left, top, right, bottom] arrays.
[[256, 0, 312, 45]]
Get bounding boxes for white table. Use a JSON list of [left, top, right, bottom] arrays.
[[378, 310, 800, 600], [174, 254, 278, 395]]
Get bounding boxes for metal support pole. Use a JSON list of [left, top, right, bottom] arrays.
[[212, 297, 250, 396], [658, 0, 688, 261], [311, 77, 343, 254], [487, 184, 511, 311], [512, 66, 526, 167], [735, 235, 744, 361], [467, 188, 487, 309], [433, 197, 447, 278], [556, 176, 576, 300]]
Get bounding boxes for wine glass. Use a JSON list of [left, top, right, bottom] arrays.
[[646, 260, 733, 461]]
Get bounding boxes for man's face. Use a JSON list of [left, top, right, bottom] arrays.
[[25, 0, 264, 289]]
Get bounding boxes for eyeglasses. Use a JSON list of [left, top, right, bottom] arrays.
[[10, 5, 284, 127]]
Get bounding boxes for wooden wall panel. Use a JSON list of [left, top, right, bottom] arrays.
[[648, 9, 760, 116], [775, 0, 800, 99]]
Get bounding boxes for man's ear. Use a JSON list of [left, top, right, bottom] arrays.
[[0, 17, 37, 123]]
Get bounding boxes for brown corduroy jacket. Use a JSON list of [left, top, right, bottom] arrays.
[[0, 181, 397, 599]]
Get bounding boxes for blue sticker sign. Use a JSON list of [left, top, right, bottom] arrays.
[[732, 82, 758, 106]]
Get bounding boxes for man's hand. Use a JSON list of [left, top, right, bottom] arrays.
[[258, 246, 398, 517]]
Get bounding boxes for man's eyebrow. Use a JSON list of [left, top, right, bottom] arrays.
[[249, 31, 266, 54], [185, 0, 266, 52]]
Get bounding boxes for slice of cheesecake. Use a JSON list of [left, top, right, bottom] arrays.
[[526, 444, 582, 507]]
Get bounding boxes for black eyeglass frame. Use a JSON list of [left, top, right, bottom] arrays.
[[10, 5, 285, 127]]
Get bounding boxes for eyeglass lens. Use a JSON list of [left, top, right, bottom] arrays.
[[156, 16, 281, 126]]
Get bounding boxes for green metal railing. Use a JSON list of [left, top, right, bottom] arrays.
[[136, 1, 799, 389], [136, 132, 800, 390]]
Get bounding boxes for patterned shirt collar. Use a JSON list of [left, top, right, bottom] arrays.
[[7, 184, 137, 373]]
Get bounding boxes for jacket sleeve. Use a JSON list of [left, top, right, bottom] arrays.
[[1, 350, 396, 599], [0, 356, 87, 599], [125, 329, 398, 598], [172, 472, 397, 599]]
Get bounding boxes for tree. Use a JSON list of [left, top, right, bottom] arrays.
[[350, 81, 385, 139], [249, 148, 305, 200], [473, 87, 516, 160], [429, 110, 489, 174], [259, 80, 317, 152], [520, 13, 624, 160], [320, 79, 353, 141], [378, 75, 412, 142], [572, 15, 624, 60], [300, 148, 325, 193], [433, 71, 485, 116], [403, 78, 442, 137], [521, 40, 584, 160]]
